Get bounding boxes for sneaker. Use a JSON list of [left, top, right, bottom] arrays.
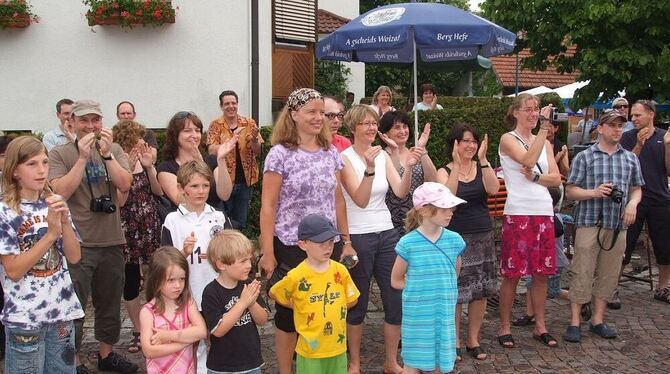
[[76, 365, 91, 374], [97, 352, 138, 373], [589, 323, 618, 339], [606, 288, 621, 310], [654, 287, 670, 304], [563, 325, 581, 343]]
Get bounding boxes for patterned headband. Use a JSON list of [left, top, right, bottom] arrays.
[[287, 88, 322, 111]]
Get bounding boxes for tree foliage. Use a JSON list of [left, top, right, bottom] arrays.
[[315, 61, 352, 99], [481, 0, 670, 107]]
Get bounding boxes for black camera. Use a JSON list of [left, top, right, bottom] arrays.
[[608, 185, 625, 204], [90, 195, 117, 213]]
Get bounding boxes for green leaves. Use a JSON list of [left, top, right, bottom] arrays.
[[482, 0, 670, 107]]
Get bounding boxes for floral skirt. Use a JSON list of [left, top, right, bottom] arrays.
[[500, 215, 556, 278]]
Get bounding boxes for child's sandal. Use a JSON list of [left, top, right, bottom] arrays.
[[127, 332, 141, 353]]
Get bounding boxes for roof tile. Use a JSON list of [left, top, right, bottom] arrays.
[[491, 46, 579, 89], [318, 9, 350, 34]]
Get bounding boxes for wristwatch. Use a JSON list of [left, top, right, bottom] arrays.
[[532, 172, 540, 182], [364, 170, 375, 177], [481, 164, 490, 169], [101, 153, 113, 161]]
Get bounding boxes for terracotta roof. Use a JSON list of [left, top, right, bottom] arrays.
[[491, 46, 579, 89], [318, 9, 350, 34]]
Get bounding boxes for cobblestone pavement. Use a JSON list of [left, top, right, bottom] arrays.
[[3, 272, 667, 373]]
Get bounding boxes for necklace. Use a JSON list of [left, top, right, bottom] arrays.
[[457, 161, 474, 178]]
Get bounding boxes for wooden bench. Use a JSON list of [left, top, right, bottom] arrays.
[[487, 178, 507, 217]]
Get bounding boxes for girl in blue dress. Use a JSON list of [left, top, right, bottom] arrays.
[[391, 182, 466, 373]]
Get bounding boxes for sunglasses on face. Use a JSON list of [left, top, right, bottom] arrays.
[[613, 105, 628, 109], [174, 111, 197, 120]]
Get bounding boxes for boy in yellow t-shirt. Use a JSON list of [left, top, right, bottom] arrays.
[[270, 214, 360, 374]]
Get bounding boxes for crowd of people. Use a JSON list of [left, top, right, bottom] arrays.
[[0, 86, 668, 374]]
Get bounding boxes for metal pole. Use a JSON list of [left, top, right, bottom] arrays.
[[515, 51, 519, 96], [413, 38, 419, 144]]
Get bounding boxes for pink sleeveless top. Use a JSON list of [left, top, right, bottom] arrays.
[[144, 301, 195, 374]]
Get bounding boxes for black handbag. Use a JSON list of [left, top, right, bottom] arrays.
[[155, 195, 176, 224]]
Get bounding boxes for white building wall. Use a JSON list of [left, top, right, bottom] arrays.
[[0, 0, 274, 133], [318, 0, 365, 103]]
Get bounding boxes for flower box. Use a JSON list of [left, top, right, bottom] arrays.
[[84, 0, 176, 28], [0, 0, 36, 29], [0, 14, 31, 28]]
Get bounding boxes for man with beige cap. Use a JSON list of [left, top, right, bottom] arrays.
[[612, 97, 635, 132], [48, 100, 136, 374]]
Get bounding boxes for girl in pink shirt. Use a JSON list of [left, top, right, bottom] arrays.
[[140, 247, 207, 373]]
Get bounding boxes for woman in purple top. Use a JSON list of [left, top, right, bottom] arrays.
[[259, 88, 357, 374]]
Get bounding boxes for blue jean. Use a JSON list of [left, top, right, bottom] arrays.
[[347, 228, 402, 325], [224, 183, 253, 230], [5, 321, 76, 374]]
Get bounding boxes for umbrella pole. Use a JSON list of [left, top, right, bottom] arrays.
[[413, 39, 419, 145]]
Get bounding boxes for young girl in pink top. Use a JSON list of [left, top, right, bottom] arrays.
[[140, 247, 207, 373]]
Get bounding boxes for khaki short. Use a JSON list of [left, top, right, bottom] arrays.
[[568, 227, 626, 304]]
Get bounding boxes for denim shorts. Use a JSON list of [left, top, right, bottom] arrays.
[[5, 321, 77, 374]]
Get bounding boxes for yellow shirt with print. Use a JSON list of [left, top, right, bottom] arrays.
[[270, 260, 359, 358]]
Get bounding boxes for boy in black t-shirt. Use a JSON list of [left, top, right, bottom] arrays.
[[202, 230, 269, 373]]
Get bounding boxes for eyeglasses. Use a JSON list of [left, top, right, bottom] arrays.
[[174, 111, 196, 119], [518, 107, 540, 114], [613, 105, 628, 110], [325, 112, 345, 120], [358, 121, 378, 129]]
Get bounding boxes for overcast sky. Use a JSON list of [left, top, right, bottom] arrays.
[[468, 0, 483, 12]]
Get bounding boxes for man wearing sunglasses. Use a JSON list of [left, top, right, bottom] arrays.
[[616, 100, 670, 306], [207, 90, 263, 230], [324, 96, 351, 153], [612, 98, 635, 132]]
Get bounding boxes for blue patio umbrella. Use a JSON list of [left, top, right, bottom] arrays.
[[317, 2, 516, 141]]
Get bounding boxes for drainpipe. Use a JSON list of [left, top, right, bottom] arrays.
[[515, 51, 519, 96], [251, 0, 259, 123]]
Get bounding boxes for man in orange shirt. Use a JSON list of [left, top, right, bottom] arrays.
[[207, 90, 263, 230]]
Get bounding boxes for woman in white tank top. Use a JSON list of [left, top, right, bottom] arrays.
[[339, 105, 422, 374], [497, 93, 562, 349]]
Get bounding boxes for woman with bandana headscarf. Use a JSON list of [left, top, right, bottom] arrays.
[[259, 88, 357, 374]]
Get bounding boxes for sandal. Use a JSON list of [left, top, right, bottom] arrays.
[[127, 332, 140, 353], [497, 334, 515, 348], [533, 332, 558, 347], [512, 314, 535, 326], [455, 347, 462, 362], [466, 345, 487, 360]]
